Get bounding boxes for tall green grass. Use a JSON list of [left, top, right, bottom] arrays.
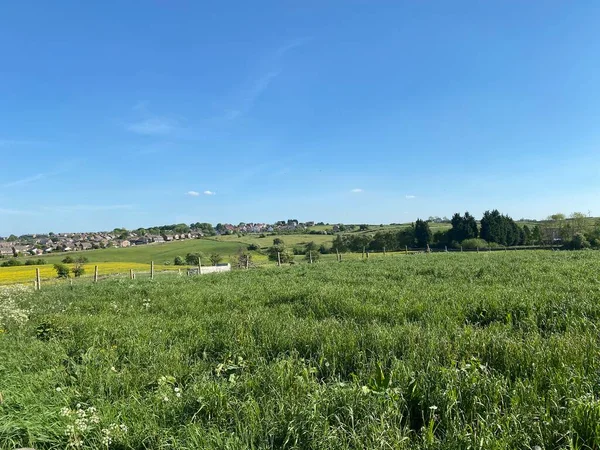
[[1, 251, 600, 449]]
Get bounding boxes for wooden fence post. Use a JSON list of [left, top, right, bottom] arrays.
[[150, 261, 154, 279], [477, 246, 479, 253], [445, 245, 448, 252], [426, 244, 430, 253], [277, 252, 281, 267], [130, 269, 134, 279], [94, 265, 98, 283], [309, 251, 313, 264], [362, 246, 365, 259], [383, 246, 386, 256], [198, 257, 202, 275], [245, 256, 249, 269], [35, 268, 41, 291], [405, 245, 408, 255], [366, 250, 369, 259], [336, 249, 340, 262]]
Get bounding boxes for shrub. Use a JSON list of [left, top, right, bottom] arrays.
[[319, 244, 331, 254], [185, 253, 203, 265], [304, 251, 320, 262], [72, 264, 85, 278], [210, 253, 223, 266], [567, 233, 591, 250], [62, 256, 74, 264], [461, 238, 490, 250], [53, 263, 70, 278], [247, 243, 260, 251], [75, 256, 89, 264], [173, 256, 185, 266], [1, 259, 23, 267]]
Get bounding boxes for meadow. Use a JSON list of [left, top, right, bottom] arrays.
[[1, 251, 600, 449]]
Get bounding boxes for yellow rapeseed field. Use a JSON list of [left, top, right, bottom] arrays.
[[0, 262, 182, 286]]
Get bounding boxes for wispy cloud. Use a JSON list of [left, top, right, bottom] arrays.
[[3, 173, 46, 188], [203, 190, 216, 196], [405, 195, 416, 199], [0, 207, 39, 216], [127, 118, 177, 135], [2, 161, 83, 188], [43, 204, 133, 213], [223, 37, 310, 121], [187, 191, 200, 197], [351, 188, 364, 193]]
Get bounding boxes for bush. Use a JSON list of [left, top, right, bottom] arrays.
[[173, 256, 185, 266], [1, 259, 23, 267], [62, 256, 74, 264], [210, 253, 223, 266], [567, 233, 591, 250], [72, 264, 85, 278], [319, 244, 331, 254], [24, 260, 36, 266], [185, 253, 203, 265], [304, 251, 320, 262], [461, 238, 490, 250], [247, 243, 260, 251], [75, 256, 89, 264], [53, 263, 70, 278], [267, 245, 294, 263]]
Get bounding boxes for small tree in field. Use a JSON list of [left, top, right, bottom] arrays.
[[210, 253, 223, 266], [173, 256, 185, 266], [72, 263, 85, 278], [54, 263, 70, 279], [62, 256, 74, 264]]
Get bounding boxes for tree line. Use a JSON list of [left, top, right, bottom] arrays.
[[328, 210, 600, 252]]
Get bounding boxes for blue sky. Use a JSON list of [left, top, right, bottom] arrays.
[[1, 1, 599, 235]]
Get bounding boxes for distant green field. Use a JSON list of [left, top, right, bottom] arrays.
[[214, 233, 334, 249], [22, 239, 255, 265]]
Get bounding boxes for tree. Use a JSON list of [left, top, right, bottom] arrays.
[[62, 256, 74, 264], [173, 256, 185, 266], [531, 225, 542, 245], [414, 219, 432, 247], [305, 241, 319, 252], [331, 235, 347, 253], [75, 256, 89, 264], [72, 263, 85, 278], [304, 250, 320, 262], [568, 233, 590, 250], [6, 234, 18, 242], [209, 253, 223, 266], [522, 225, 532, 245], [273, 238, 284, 246], [267, 244, 293, 263], [185, 253, 203, 265], [359, 224, 369, 231], [54, 263, 70, 278]]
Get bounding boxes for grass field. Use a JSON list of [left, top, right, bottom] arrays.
[[2, 251, 600, 448]]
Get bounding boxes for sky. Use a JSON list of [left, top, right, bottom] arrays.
[[1, 1, 599, 235]]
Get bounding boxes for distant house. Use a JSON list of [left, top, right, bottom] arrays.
[[163, 235, 173, 242], [132, 237, 150, 246], [79, 242, 93, 251], [332, 225, 340, 232], [152, 236, 165, 243], [0, 247, 14, 257], [305, 221, 315, 227], [120, 240, 131, 248]]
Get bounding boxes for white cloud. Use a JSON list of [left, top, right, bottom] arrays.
[[405, 195, 416, 199], [351, 188, 363, 193], [127, 118, 176, 135], [203, 190, 216, 196], [187, 191, 200, 197]]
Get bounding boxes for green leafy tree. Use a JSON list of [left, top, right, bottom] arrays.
[[414, 219, 432, 247], [54, 263, 70, 278], [304, 250, 320, 261], [185, 253, 203, 265], [209, 253, 223, 266], [522, 225, 532, 245], [173, 256, 185, 266], [331, 235, 348, 253], [62, 256, 74, 264], [72, 264, 85, 278], [273, 238, 284, 246], [531, 225, 542, 245], [75, 256, 89, 264]]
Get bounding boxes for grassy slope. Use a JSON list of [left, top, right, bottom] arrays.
[[2, 251, 600, 448], [20, 238, 251, 265]]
